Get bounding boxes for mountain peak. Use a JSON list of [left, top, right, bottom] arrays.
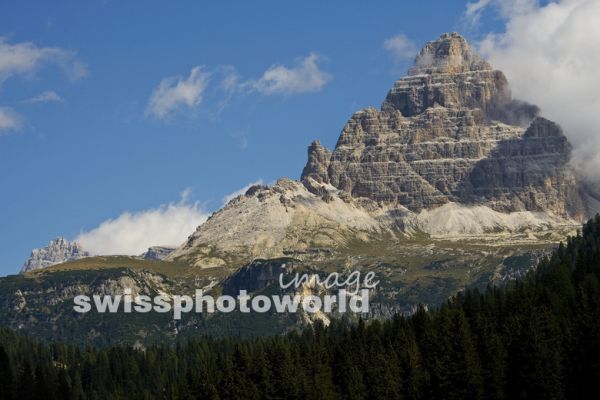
[[21, 237, 89, 273], [380, 32, 533, 122], [409, 32, 491, 75], [298, 32, 585, 219]]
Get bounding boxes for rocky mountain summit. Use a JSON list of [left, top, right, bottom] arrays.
[[21, 237, 89, 273], [167, 33, 594, 269], [302, 32, 586, 218], [141, 246, 176, 260]]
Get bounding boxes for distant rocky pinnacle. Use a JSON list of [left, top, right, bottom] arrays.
[[141, 246, 176, 261], [21, 237, 89, 273], [302, 32, 587, 218]]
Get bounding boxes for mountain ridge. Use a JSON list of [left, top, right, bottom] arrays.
[[167, 32, 592, 269]]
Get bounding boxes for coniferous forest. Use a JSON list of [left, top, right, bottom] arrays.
[[1, 216, 600, 400]]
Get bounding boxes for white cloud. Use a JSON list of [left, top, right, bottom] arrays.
[[0, 37, 87, 84], [221, 179, 264, 206], [464, 0, 537, 25], [145, 55, 331, 120], [145, 66, 210, 119], [0, 38, 85, 134], [465, 0, 600, 186], [383, 34, 418, 62], [76, 190, 208, 255], [22, 90, 63, 104], [246, 53, 332, 95], [464, 0, 494, 25], [0, 107, 23, 134], [219, 65, 241, 93]]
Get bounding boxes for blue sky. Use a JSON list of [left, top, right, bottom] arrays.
[[0, 0, 514, 274]]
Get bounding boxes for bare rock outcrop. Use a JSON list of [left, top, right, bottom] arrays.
[[301, 140, 331, 184], [302, 32, 586, 219], [141, 246, 176, 261], [21, 237, 89, 273]]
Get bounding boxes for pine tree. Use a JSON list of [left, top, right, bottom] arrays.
[[15, 362, 35, 400], [0, 345, 14, 400]]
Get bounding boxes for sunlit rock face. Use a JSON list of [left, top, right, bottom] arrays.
[[141, 246, 176, 260], [303, 32, 586, 219], [21, 237, 89, 273]]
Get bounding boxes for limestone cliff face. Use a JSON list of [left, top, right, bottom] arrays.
[[382, 32, 539, 125], [302, 33, 585, 219], [141, 246, 176, 261], [301, 140, 331, 184], [166, 178, 385, 268], [21, 237, 89, 273]]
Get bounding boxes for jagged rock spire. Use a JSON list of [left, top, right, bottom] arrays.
[[408, 32, 491, 75], [21, 237, 89, 273], [300, 140, 331, 184], [380, 32, 539, 124]]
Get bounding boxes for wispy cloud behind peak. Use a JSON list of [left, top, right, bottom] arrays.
[[464, 0, 600, 186], [76, 190, 208, 255], [383, 34, 418, 62]]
